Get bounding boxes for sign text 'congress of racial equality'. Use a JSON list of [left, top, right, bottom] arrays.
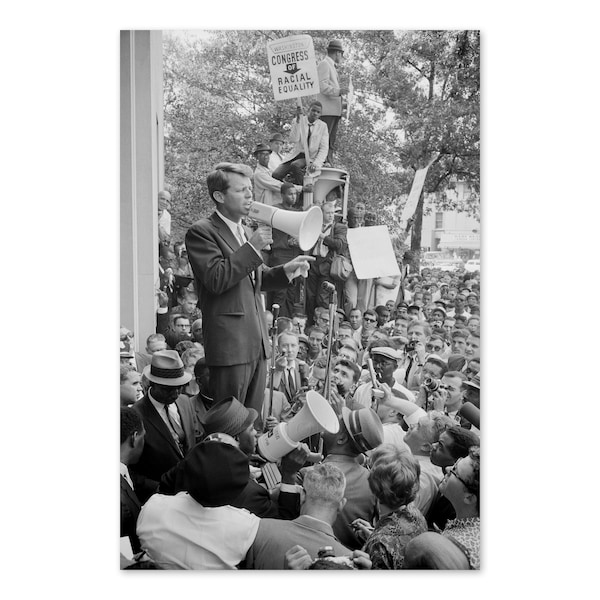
[[266, 35, 319, 101]]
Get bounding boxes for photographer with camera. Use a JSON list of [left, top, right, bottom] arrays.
[[398, 321, 431, 391], [415, 355, 448, 412]]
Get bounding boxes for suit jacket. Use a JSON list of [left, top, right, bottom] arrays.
[[272, 359, 306, 404], [185, 212, 290, 367], [310, 221, 349, 277], [129, 393, 197, 503], [282, 116, 329, 171], [317, 55, 343, 116], [244, 515, 350, 569], [120, 475, 142, 553]]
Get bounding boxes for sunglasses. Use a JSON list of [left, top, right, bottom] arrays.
[[426, 343, 443, 352]]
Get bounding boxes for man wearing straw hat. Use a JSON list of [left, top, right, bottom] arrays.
[[129, 350, 197, 503]]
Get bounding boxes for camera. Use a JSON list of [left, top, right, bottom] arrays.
[[422, 376, 441, 393], [405, 340, 418, 352]]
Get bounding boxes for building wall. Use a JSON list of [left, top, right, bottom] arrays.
[[120, 30, 164, 352]]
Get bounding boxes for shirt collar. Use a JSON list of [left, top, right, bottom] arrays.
[[215, 209, 243, 238]]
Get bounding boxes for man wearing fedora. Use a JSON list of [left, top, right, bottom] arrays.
[[129, 350, 198, 503], [268, 132, 285, 171], [252, 142, 303, 207], [185, 163, 315, 427], [137, 440, 260, 569], [317, 39, 348, 166]]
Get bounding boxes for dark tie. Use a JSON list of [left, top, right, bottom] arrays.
[[288, 369, 297, 398], [307, 123, 312, 146], [165, 404, 185, 453], [404, 355, 414, 386]]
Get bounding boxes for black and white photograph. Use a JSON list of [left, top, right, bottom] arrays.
[[119, 29, 481, 571]]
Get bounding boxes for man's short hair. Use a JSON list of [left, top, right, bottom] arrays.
[[278, 330, 299, 345], [175, 340, 196, 356], [307, 325, 327, 337], [181, 347, 204, 368], [444, 370, 467, 385], [335, 358, 361, 383], [120, 363, 135, 384], [424, 355, 448, 376], [407, 320, 431, 337], [173, 315, 191, 326], [280, 181, 296, 195], [445, 425, 481, 461], [368, 444, 421, 509], [303, 463, 346, 505], [120, 407, 143, 445], [363, 308, 376, 319], [451, 328, 469, 341], [193, 357, 208, 378], [309, 100, 323, 110], [145, 333, 166, 347], [206, 163, 253, 203], [468, 331, 480, 341]]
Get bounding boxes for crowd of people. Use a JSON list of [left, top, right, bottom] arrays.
[[119, 38, 481, 571]]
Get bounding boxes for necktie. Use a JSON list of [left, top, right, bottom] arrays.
[[404, 355, 414, 386], [319, 225, 331, 257], [165, 404, 185, 453], [307, 123, 313, 146], [236, 224, 246, 247], [288, 368, 297, 398]]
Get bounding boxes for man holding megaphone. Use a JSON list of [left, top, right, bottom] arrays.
[[185, 163, 316, 426]]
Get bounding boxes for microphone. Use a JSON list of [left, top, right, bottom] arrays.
[[271, 303, 280, 320], [322, 281, 336, 293]]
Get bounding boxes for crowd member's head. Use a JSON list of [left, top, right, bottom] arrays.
[[325, 407, 384, 457], [307, 100, 324, 124], [462, 373, 480, 408], [269, 132, 284, 155], [337, 322, 353, 344], [120, 365, 143, 407], [465, 358, 480, 380], [466, 316, 480, 335], [366, 329, 390, 351], [450, 329, 469, 356], [442, 318, 455, 337], [440, 371, 467, 413], [348, 307, 362, 331], [201, 396, 258, 457], [370, 344, 402, 387], [421, 355, 447, 381], [307, 326, 326, 358], [176, 291, 198, 315], [297, 334, 310, 362], [172, 314, 192, 338], [253, 142, 272, 168], [321, 200, 336, 227], [407, 321, 430, 345], [337, 343, 359, 364], [464, 332, 480, 360], [368, 444, 421, 511], [430, 306, 446, 328], [454, 314, 468, 329], [207, 162, 254, 211], [362, 309, 377, 329], [396, 302, 408, 318], [430, 425, 480, 468], [425, 334, 446, 356], [145, 333, 167, 355], [407, 305, 421, 321], [181, 347, 204, 373], [280, 182, 297, 209], [120, 407, 146, 465], [374, 305, 391, 328], [331, 358, 360, 396], [313, 307, 330, 332], [404, 412, 455, 457], [391, 316, 409, 338], [301, 463, 347, 523], [404, 531, 470, 569], [278, 331, 300, 365], [364, 211, 377, 226], [439, 446, 480, 516], [194, 357, 212, 398], [191, 319, 203, 344], [142, 350, 192, 406], [276, 316, 293, 335]]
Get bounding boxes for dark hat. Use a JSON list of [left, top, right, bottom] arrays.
[[408, 305, 421, 312], [182, 441, 249, 506], [252, 143, 272, 156], [142, 349, 192, 386], [431, 307, 447, 318], [269, 133, 284, 142], [397, 301, 409, 309], [463, 373, 481, 390], [341, 407, 384, 453], [327, 39, 344, 53], [201, 396, 258, 438]]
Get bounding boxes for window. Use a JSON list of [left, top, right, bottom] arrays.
[[435, 212, 444, 228]]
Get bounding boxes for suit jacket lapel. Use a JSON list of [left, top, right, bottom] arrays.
[[141, 396, 184, 458], [175, 397, 195, 453], [210, 212, 239, 252], [121, 476, 141, 511]]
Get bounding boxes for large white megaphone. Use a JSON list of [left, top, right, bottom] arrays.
[[248, 203, 323, 251], [257, 390, 340, 463]]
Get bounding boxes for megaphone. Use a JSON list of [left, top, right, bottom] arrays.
[[248, 203, 323, 251], [458, 402, 480, 430], [312, 167, 347, 206], [257, 390, 340, 462]]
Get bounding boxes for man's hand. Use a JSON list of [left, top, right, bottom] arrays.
[[350, 518, 374, 543], [274, 355, 287, 371], [295, 106, 303, 122], [280, 442, 311, 483], [285, 545, 312, 570], [248, 224, 273, 251], [414, 341, 427, 363], [283, 255, 316, 280], [264, 416, 278, 432], [156, 290, 169, 308], [307, 163, 318, 173], [429, 389, 446, 412], [350, 549, 372, 569], [287, 236, 299, 247]]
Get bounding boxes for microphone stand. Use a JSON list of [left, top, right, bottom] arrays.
[[266, 303, 280, 430], [322, 283, 338, 408]]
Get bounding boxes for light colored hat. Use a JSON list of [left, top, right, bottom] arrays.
[[370, 346, 402, 361], [142, 350, 192, 386], [341, 407, 384, 453]]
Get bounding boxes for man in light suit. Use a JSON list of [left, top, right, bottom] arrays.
[[316, 39, 348, 165], [129, 350, 198, 503], [272, 101, 329, 186], [185, 163, 314, 426]]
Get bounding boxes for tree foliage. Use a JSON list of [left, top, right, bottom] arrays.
[[162, 30, 479, 247]]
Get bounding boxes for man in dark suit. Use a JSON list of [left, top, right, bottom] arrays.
[[185, 163, 314, 425], [305, 201, 348, 326], [120, 407, 145, 556], [129, 350, 198, 503]]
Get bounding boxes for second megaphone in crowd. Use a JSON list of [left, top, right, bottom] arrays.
[[248, 202, 323, 251], [257, 390, 339, 463]]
